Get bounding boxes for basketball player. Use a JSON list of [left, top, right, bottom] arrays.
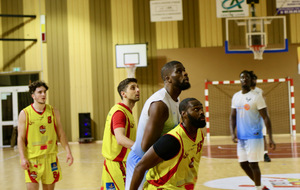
[[125, 61, 190, 190], [249, 71, 271, 162], [130, 98, 206, 190], [18, 81, 73, 190], [230, 70, 276, 190], [101, 78, 140, 190]]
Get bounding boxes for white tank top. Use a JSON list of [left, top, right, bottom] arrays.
[[131, 88, 180, 158]]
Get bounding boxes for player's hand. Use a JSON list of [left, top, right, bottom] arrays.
[[21, 158, 30, 170], [231, 135, 238, 143], [66, 153, 74, 166], [269, 138, 276, 150]]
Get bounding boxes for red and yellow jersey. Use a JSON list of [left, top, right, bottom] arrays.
[[145, 124, 205, 190], [24, 104, 58, 159], [102, 103, 136, 162]]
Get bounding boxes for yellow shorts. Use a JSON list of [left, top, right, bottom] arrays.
[[25, 153, 62, 184], [101, 159, 126, 190]]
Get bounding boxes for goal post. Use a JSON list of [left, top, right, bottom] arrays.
[[204, 78, 296, 140]]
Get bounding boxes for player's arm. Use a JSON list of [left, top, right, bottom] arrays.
[[141, 101, 169, 152], [114, 128, 134, 149], [17, 110, 30, 170], [230, 108, 237, 143], [114, 127, 135, 149], [54, 108, 73, 166], [112, 111, 135, 149], [130, 134, 180, 190], [258, 108, 276, 150], [130, 146, 163, 190]]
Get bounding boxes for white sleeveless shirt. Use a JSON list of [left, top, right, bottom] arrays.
[[131, 88, 180, 158]]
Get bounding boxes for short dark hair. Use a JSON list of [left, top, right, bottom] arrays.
[[29, 81, 49, 94], [117, 78, 138, 99], [249, 70, 257, 80], [179, 98, 197, 114], [161, 60, 182, 81], [240, 70, 251, 78]]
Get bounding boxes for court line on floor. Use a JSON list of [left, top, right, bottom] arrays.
[[0, 153, 19, 162]]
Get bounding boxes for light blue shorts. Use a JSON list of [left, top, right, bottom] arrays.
[[125, 151, 146, 190]]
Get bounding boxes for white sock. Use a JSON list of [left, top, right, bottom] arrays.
[[256, 186, 263, 190], [264, 151, 268, 154]]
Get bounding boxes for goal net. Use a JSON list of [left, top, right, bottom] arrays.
[[204, 78, 295, 138]]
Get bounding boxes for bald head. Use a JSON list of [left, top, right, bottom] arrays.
[[161, 61, 183, 82]]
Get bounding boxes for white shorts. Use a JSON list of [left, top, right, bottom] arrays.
[[261, 117, 266, 136], [262, 125, 266, 136], [237, 138, 264, 162]]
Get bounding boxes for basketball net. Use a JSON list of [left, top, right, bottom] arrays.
[[125, 63, 137, 78], [250, 45, 265, 60]]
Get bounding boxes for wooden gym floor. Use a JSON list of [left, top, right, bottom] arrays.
[[1, 134, 299, 190]]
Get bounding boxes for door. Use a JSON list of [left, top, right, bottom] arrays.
[[0, 86, 32, 147]]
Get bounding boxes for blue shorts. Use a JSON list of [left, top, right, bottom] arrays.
[[125, 151, 146, 190]]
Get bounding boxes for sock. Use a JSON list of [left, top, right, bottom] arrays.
[[256, 186, 263, 190], [264, 151, 268, 154]]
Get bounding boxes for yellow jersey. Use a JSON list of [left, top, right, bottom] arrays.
[[24, 104, 58, 159], [144, 123, 205, 189], [102, 103, 136, 162]]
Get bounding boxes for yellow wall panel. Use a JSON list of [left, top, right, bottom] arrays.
[[209, 0, 223, 46], [111, 0, 134, 104], [67, 0, 93, 141], [210, 0, 217, 46], [156, 22, 178, 49], [200, 0, 209, 47], [0, 0, 40, 73], [0, 0, 43, 73], [89, 0, 115, 140], [290, 14, 300, 44], [0, 0, 25, 72], [23, 0, 41, 72], [39, 0, 47, 81], [199, 0, 223, 47], [45, 0, 72, 140], [252, 0, 267, 16]]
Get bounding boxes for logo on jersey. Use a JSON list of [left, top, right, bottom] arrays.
[[197, 141, 203, 153], [51, 162, 58, 171], [30, 171, 37, 179], [183, 152, 189, 159], [246, 97, 251, 102], [244, 104, 250, 110], [189, 157, 195, 168], [39, 125, 46, 134], [106, 183, 116, 190]]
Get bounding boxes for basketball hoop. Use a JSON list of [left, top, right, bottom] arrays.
[[124, 63, 137, 78], [250, 45, 265, 60]]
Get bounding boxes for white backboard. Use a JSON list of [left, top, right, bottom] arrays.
[[116, 44, 147, 68]]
